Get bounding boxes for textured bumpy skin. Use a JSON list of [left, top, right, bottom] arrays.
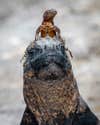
[[20, 37, 100, 125]]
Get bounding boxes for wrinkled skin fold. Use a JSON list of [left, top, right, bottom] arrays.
[[20, 37, 100, 125]]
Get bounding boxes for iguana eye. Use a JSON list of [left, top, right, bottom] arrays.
[[27, 46, 42, 57], [55, 44, 66, 55]]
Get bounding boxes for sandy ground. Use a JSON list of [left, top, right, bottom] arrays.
[[0, 0, 100, 124]]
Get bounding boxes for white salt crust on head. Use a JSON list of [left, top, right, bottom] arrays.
[[35, 36, 61, 49]]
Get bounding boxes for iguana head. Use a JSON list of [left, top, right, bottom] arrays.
[[24, 37, 72, 82]]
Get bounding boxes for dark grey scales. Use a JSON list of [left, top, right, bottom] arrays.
[[20, 9, 100, 125]]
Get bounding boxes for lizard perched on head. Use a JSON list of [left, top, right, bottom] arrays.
[[35, 9, 63, 42], [34, 9, 73, 58]]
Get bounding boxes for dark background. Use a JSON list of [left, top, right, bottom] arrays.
[[0, 0, 100, 124]]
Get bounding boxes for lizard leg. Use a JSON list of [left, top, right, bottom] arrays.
[[35, 27, 41, 41], [54, 26, 64, 43], [65, 48, 73, 58]]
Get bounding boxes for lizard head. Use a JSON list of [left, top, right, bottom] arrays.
[[43, 9, 57, 22]]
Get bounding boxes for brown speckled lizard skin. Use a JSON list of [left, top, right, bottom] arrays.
[[20, 37, 100, 125], [35, 9, 63, 43]]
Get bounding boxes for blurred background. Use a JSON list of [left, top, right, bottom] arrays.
[[0, 0, 100, 124]]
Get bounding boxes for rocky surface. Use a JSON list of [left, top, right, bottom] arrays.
[[0, 0, 100, 125]]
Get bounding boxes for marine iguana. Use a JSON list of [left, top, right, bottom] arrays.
[[20, 37, 100, 125]]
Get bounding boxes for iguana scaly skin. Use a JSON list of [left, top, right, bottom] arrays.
[[20, 38, 100, 125]]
